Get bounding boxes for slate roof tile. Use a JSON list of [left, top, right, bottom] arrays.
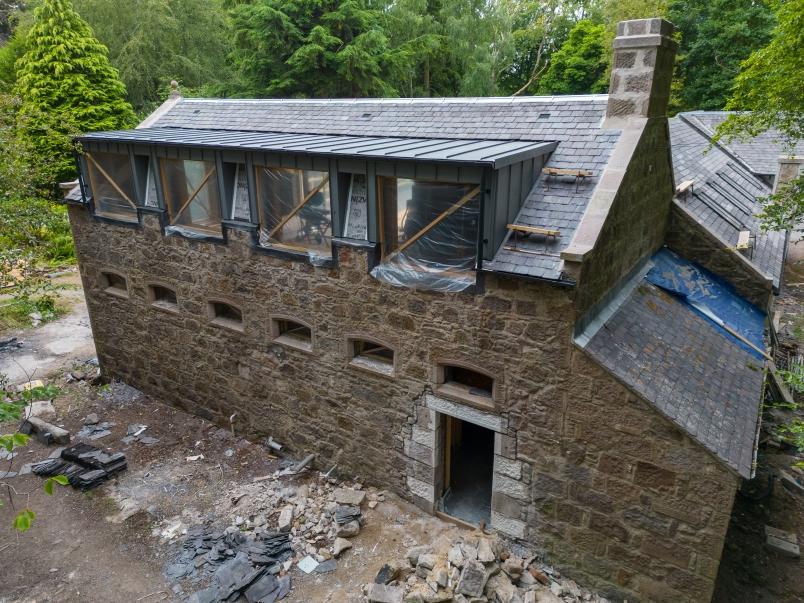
[[669, 115, 787, 289], [582, 277, 764, 478]]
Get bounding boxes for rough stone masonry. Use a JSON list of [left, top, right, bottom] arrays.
[[66, 18, 748, 603]]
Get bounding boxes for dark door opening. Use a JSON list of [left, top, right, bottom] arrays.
[[440, 416, 494, 525]]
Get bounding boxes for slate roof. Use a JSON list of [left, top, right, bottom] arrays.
[[669, 114, 787, 289], [681, 111, 804, 177], [152, 96, 622, 282], [578, 249, 766, 478]]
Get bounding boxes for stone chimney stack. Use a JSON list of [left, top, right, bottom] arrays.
[[606, 18, 677, 122], [774, 156, 803, 192]]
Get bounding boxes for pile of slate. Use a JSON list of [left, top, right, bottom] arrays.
[[31, 442, 126, 490], [170, 524, 294, 603], [188, 552, 291, 603]]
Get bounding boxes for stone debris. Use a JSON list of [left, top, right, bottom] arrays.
[[365, 532, 609, 603], [211, 472, 369, 563], [84, 412, 99, 425], [0, 336, 22, 351], [31, 442, 127, 490], [19, 416, 70, 445], [21, 400, 56, 420], [779, 470, 804, 495], [77, 419, 114, 440], [765, 525, 800, 558], [121, 424, 159, 446]]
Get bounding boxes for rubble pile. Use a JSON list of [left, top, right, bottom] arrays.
[[31, 442, 127, 490], [366, 532, 608, 603], [213, 473, 380, 560]]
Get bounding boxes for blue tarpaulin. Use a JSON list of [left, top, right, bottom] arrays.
[[646, 248, 767, 358]]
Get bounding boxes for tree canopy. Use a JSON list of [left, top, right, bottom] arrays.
[[668, 0, 774, 112], [537, 19, 609, 95], [716, 0, 804, 232], [14, 0, 135, 179]]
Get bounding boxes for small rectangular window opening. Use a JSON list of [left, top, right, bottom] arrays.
[[102, 272, 128, 297], [209, 301, 243, 331], [272, 317, 313, 352], [149, 285, 178, 311], [349, 338, 395, 376], [277, 319, 311, 343], [445, 366, 493, 398]]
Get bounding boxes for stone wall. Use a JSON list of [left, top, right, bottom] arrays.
[[574, 117, 674, 319], [666, 201, 773, 310], [69, 205, 737, 602]]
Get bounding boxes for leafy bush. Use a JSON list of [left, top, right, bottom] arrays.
[[0, 196, 75, 264]]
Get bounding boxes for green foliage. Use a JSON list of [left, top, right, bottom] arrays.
[[231, 0, 398, 98], [0, 432, 29, 450], [19, 383, 60, 401], [778, 363, 804, 395], [43, 474, 68, 494], [755, 175, 804, 233], [537, 19, 609, 95], [14, 0, 136, 181], [13, 508, 34, 531], [0, 196, 75, 261], [0, 249, 62, 330], [669, 0, 774, 112], [779, 418, 804, 452], [71, 0, 236, 111], [714, 0, 804, 232]]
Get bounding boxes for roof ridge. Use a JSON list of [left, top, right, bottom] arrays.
[[176, 95, 609, 105]]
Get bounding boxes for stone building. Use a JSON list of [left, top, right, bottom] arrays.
[[64, 19, 785, 603]]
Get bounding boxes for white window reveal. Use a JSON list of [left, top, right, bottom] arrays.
[[231, 164, 251, 221], [343, 173, 368, 240]]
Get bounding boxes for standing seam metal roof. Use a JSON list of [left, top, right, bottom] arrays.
[[79, 127, 557, 169]]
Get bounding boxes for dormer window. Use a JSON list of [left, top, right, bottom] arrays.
[[85, 152, 139, 222], [160, 158, 223, 236], [372, 178, 481, 292], [255, 166, 332, 258]]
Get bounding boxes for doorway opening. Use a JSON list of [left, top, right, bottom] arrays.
[[440, 415, 494, 525]]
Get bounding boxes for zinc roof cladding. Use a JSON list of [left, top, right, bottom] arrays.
[[79, 127, 557, 169], [669, 115, 787, 289], [681, 111, 804, 177], [149, 95, 622, 282], [580, 250, 766, 478]]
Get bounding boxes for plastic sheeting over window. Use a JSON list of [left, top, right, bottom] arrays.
[[646, 248, 766, 358], [372, 178, 480, 292], [86, 152, 138, 222], [160, 158, 223, 237], [255, 166, 332, 261]]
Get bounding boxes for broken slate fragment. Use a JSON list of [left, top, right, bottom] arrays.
[[314, 559, 337, 573], [243, 572, 278, 603]]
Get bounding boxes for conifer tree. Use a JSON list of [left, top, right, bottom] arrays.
[[14, 0, 135, 180]]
